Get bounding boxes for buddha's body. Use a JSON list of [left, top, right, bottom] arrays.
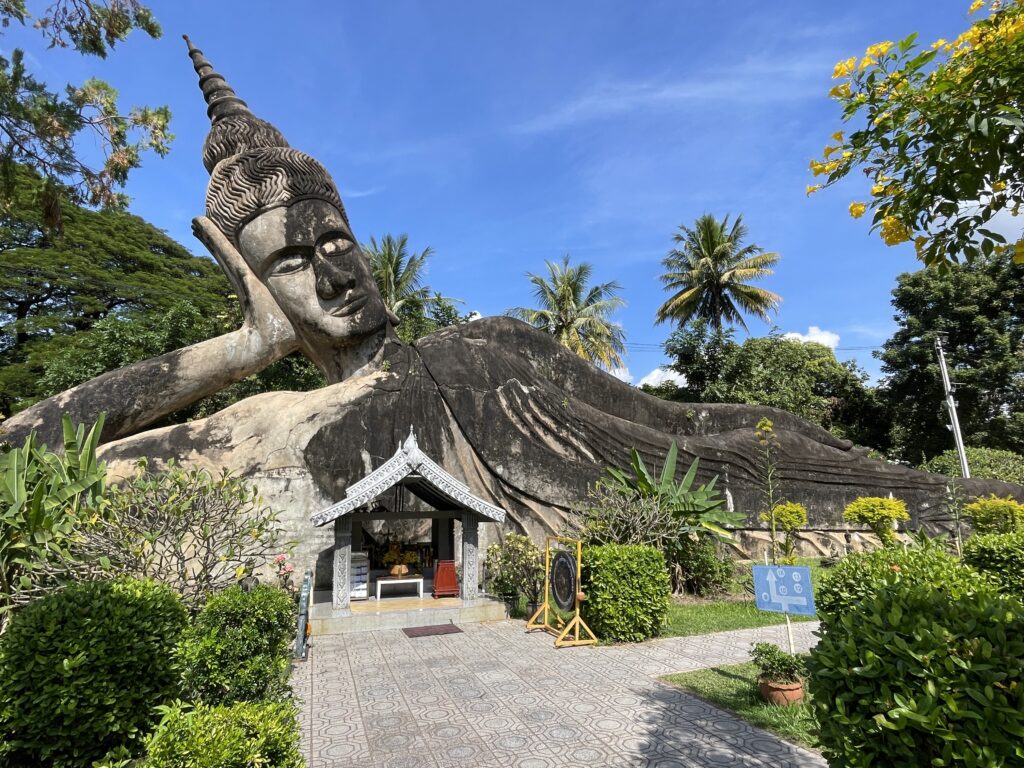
[[2, 39, 1021, 581]]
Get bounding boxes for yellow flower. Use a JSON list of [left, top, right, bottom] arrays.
[[828, 82, 852, 99], [849, 202, 867, 219], [1014, 240, 1024, 264], [831, 130, 844, 143], [806, 184, 822, 196], [832, 56, 856, 79], [914, 236, 928, 257], [871, 184, 885, 196], [931, 38, 948, 50], [859, 55, 876, 72], [872, 110, 893, 126], [969, 0, 985, 14], [865, 41, 894, 58], [880, 216, 911, 246], [993, 180, 1007, 192], [824, 145, 842, 159]]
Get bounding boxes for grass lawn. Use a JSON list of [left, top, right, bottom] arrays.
[[663, 600, 815, 637], [663, 661, 819, 750]]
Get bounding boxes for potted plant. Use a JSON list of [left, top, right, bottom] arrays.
[[751, 642, 804, 706]]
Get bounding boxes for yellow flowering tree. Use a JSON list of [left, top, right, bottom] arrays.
[[810, 0, 1024, 267]]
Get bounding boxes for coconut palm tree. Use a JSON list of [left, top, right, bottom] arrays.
[[507, 255, 626, 370], [362, 234, 433, 314], [656, 214, 781, 331]]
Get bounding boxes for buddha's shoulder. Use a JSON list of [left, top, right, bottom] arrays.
[[414, 316, 564, 358]]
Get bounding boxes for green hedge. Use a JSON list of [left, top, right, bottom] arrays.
[[963, 531, 1024, 598], [964, 495, 1024, 534], [581, 544, 670, 643], [809, 573, 1024, 766], [0, 578, 187, 767], [177, 585, 297, 706], [815, 547, 973, 625], [144, 701, 303, 768], [922, 446, 1024, 485]]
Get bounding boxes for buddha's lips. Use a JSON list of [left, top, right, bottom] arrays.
[[328, 294, 368, 317]]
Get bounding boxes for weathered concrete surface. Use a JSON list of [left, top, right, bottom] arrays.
[[95, 318, 1023, 591]]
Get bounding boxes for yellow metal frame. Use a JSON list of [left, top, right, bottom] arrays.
[[526, 536, 598, 648]]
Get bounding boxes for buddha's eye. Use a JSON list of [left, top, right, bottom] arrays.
[[318, 234, 355, 259], [266, 250, 309, 277]]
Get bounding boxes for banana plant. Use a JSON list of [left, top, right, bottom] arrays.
[[0, 415, 107, 630], [604, 441, 742, 538]]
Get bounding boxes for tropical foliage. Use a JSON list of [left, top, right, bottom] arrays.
[[507, 255, 626, 369], [810, 0, 1024, 267], [0, 1, 170, 218], [842, 496, 909, 546], [921, 447, 1024, 485], [0, 414, 106, 628], [656, 214, 781, 331]]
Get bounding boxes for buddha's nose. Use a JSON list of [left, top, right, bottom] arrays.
[[314, 257, 355, 300]]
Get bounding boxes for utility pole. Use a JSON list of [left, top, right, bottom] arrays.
[[934, 335, 970, 479]]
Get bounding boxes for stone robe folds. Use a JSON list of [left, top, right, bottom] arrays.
[[96, 317, 1022, 583]]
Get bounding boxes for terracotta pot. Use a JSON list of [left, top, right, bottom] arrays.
[[389, 564, 409, 577], [758, 679, 804, 706]]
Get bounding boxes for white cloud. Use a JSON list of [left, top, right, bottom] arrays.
[[783, 326, 840, 349], [638, 368, 687, 388], [465, 311, 483, 322], [610, 366, 633, 383]]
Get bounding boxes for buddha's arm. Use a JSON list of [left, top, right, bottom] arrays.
[[0, 218, 298, 448]]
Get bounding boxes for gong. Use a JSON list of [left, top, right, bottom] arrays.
[[550, 550, 577, 611]]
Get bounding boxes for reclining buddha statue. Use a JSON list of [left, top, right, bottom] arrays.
[[3, 38, 1019, 575]]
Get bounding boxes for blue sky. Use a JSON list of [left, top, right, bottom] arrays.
[[4, 1, 985, 384]]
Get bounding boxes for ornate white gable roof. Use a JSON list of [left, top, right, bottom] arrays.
[[311, 429, 506, 527]]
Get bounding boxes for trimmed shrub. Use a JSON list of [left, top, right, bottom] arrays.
[[964, 494, 1024, 534], [815, 547, 974, 625], [0, 578, 187, 767], [674, 536, 731, 597], [750, 642, 802, 684], [144, 701, 303, 768], [760, 501, 808, 563], [963, 531, 1024, 598], [808, 574, 1024, 767], [581, 544, 670, 643], [842, 496, 909, 545], [177, 585, 297, 706], [922, 446, 1024, 485]]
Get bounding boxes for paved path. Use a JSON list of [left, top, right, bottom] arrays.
[[293, 620, 826, 767]]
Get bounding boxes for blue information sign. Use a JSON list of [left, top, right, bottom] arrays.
[[753, 565, 816, 617]]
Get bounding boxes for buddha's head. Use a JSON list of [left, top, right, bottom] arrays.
[[185, 37, 387, 365]]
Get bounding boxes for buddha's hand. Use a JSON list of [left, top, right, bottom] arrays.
[[191, 216, 297, 355]]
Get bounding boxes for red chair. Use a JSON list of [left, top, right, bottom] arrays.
[[432, 560, 459, 598]]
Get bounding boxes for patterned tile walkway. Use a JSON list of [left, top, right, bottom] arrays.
[[293, 620, 826, 767]]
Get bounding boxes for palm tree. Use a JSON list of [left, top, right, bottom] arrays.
[[507, 255, 626, 369], [656, 214, 781, 331], [362, 234, 433, 314]]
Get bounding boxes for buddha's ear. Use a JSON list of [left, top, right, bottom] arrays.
[[386, 308, 400, 327]]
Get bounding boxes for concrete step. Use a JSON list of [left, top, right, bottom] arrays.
[[310, 596, 508, 635]]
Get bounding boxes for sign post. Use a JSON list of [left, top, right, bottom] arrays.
[[752, 565, 816, 653]]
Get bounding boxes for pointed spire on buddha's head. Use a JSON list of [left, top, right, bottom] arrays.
[[184, 36, 348, 243]]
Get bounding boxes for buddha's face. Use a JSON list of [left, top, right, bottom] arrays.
[[237, 198, 387, 351]]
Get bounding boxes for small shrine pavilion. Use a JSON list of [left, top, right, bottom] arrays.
[[311, 429, 506, 614]]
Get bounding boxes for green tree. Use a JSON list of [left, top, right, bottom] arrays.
[[0, 1, 170, 219], [810, 1, 1024, 266], [650, 322, 887, 447], [656, 214, 781, 331], [0, 167, 232, 416], [507, 255, 626, 369], [878, 255, 1024, 462], [392, 293, 468, 344]]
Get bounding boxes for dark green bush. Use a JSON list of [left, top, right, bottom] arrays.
[[963, 531, 1024, 598], [808, 574, 1024, 767], [674, 536, 731, 596], [815, 547, 976, 625], [177, 585, 297, 706], [922, 446, 1024, 485], [581, 544, 670, 643], [750, 642, 803, 684], [144, 701, 303, 768], [0, 578, 187, 767]]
